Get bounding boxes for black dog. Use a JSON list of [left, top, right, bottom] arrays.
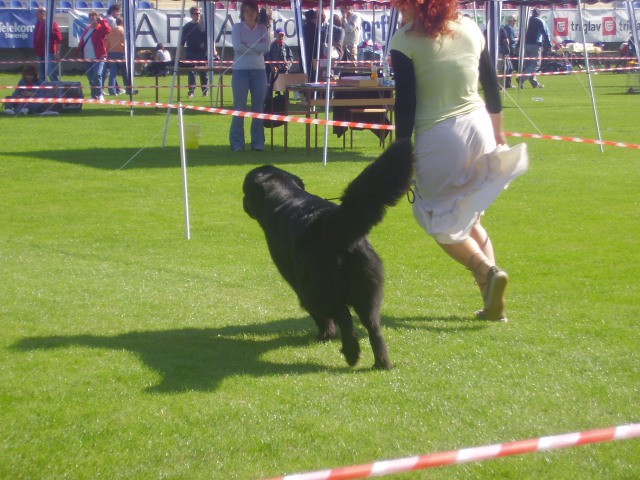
[[243, 140, 414, 369]]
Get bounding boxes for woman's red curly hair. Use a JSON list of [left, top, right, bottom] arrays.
[[393, 0, 459, 38]]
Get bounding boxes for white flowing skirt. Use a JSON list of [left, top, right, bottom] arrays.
[[412, 108, 529, 244]]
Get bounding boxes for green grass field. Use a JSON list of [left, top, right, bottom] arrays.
[[1, 70, 639, 479]]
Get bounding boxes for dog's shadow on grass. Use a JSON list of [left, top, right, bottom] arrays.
[[11, 314, 485, 394]]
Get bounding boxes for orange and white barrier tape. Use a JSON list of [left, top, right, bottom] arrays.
[[262, 423, 640, 480], [504, 64, 639, 79], [3, 96, 640, 150], [505, 131, 640, 150], [0, 97, 396, 132]]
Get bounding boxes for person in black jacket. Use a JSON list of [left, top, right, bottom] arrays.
[[520, 8, 551, 89], [266, 27, 294, 74], [181, 6, 208, 98], [302, 9, 319, 80], [498, 25, 514, 88]]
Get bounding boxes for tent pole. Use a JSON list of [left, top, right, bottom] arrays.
[[485, 0, 501, 68], [322, 0, 336, 166], [162, 0, 188, 147], [177, 103, 192, 240], [576, 0, 604, 152], [205, 0, 213, 107], [517, 5, 528, 99], [292, 0, 306, 75], [384, 7, 399, 54], [625, 0, 640, 91], [372, 6, 376, 44], [124, 0, 137, 116], [314, 0, 323, 84], [45, 0, 53, 80]]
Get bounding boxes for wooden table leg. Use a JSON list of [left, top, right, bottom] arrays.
[[306, 110, 311, 156], [284, 92, 289, 152]]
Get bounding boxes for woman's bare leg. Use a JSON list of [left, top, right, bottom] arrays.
[[436, 222, 507, 321]]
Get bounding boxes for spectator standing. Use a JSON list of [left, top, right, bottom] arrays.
[[302, 9, 319, 80], [77, 11, 111, 100], [390, 0, 528, 322], [266, 27, 294, 74], [181, 6, 208, 98], [103, 3, 121, 92], [105, 4, 120, 27], [504, 15, 518, 71], [504, 15, 517, 54], [3, 65, 43, 115], [498, 24, 513, 88], [520, 8, 551, 89], [33, 7, 62, 82], [328, 14, 345, 62], [229, 0, 270, 151], [106, 17, 136, 96], [341, 5, 362, 62], [259, 5, 273, 29]]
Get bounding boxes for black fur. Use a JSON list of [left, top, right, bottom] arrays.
[[243, 140, 414, 369]]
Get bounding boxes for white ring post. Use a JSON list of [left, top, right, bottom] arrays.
[[177, 103, 192, 240]]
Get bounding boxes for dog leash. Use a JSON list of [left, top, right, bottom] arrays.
[[325, 187, 415, 204]]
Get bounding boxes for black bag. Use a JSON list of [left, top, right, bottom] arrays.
[[38, 82, 84, 113], [263, 70, 286, 128], [263, 93, 286, 128]]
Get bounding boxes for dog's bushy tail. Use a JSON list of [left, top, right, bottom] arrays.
[[326, 139, 414, 249]]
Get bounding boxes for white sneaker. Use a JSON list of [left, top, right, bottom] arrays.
[[97, 95, 105, 101], [3, 108, 15, 115], [17, 109, 28, 116]]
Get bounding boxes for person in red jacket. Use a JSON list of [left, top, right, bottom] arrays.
[[77, 11, 111, 100], [33, 7, 63, 82]]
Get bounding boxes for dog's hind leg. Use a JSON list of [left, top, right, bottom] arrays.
[[353, 300, 393, 370], [332, 306, 360, 367], [310, 314, 338, 341]]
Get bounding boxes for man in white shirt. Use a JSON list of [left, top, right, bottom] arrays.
[[341, 6, 362, 62]]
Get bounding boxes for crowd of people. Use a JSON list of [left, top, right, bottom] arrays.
[[300, 6, 362, 80], [227, 3, 365, 150]]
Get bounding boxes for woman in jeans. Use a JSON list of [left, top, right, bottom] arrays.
[[229, 0, 270, 151]]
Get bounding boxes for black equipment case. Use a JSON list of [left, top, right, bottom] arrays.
[[39, 82, 84, 113]]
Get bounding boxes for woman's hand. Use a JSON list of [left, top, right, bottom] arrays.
[[489, 112, 508, 146]]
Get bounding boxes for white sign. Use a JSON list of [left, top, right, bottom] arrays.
[[67, 8, 639, 48]]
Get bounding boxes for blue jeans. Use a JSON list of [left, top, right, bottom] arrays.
[[521, 44, 543, 86], [229, 68, 267, 151], [108, 52, 131, 95], [37, 56, 60, 82], [185, 51, 208, 93], [85, 60, 105, 98]]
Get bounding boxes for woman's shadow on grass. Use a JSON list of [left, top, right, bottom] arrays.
[[10, 314, 484, 394]]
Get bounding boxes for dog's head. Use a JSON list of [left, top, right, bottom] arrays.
[[243, 165, 305, 220], [136, 49, 154, 60]]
